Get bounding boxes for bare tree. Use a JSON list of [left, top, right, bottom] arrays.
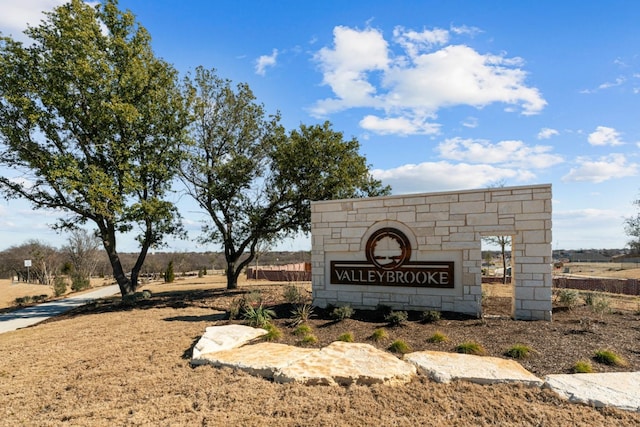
[[63, 229, 102, 289]]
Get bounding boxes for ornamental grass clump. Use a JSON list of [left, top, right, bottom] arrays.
[[504, 344, 535, 359], [455, 341, 486, 356], [426, 331, 449, 343], [290, 304, 314, 326], [337, 332, 354, 342], [293, 324, 312, 336], [369, 328, 388, 342], [242, 304, 276, 328], [301, 334, 318, 345], [593, 349, 628, 367], [388, 339, 412, 354], [263, 324, 282, 341], [573, 360, 594, 373]]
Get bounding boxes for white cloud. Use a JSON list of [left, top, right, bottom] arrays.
[[462, 116, 478, 128], [359, 115, 440, 136], [562, 153, 638, 183], [311, 25, 546, 134], [537, 127, 558, 139], [598, 76, 625, 90], [372, 161, 535, 195], [255, 49, 278, 76], [0, 0, 67, 42], [588, 126, 624, 146], [437, 137, 563, 169]]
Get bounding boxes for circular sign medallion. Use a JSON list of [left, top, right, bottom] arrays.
[[365, 228, 411, 270]]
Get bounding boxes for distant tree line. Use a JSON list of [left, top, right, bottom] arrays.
[[0, 234, 311, 283]]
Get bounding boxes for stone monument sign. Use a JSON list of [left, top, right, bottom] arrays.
[[311, 184, 552, 320]]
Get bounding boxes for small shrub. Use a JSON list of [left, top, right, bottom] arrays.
[[164, 261, 175, 283], [293, 324, 312, 336], [141, 290, 152, 299], [455, 341, 486, 356], [370, 328, 388, 342], [590, 294, 611, 316], [593, 349, 628, 367], [385, 310, 409, 326], [33, 294, 48, 303], [337, 332, 354, 342], [504, 344, 535, 359], [14, 296, 31, 306], [198, 269, 204, 278], [557, 289, 580, 310], [53, 277, 67, 297], [331, 305, 354, 321], [242, 304, 276, 328], [71, 275, 90, 292], [263, 324, 282, 341], [290, 304, 314, 326], [388, 339, 412, 354], [376, 304, 393, 317], [283, 285, 304, 304], [301, 334, 318, 345], [420, 310, 441, 323], [573, 360, 594, 373], [228, 297, 243, 320], [427, 331, 449, 343]]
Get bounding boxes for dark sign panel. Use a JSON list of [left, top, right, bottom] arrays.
[[331, 260, 454, 287], [330, 227, 455, 288]]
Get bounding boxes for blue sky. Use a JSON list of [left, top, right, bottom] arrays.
[[1, 0, 639, 253]]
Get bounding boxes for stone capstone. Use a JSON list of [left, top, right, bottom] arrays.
[[191, 324, 267, 363], [544, 372, 640, 412], [404, 350, 544, 386], [274, 341, 417, 386]]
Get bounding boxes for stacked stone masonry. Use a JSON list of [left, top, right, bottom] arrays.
[[311, 184, 552, 321]]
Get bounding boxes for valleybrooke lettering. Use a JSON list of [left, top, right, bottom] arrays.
[[330, 261, 454, 288]]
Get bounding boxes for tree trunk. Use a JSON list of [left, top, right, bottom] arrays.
[[100, 224, 135, 296]]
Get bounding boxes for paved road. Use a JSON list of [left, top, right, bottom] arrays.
[[0, 285, 121, 334]]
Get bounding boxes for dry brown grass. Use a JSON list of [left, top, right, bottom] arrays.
[[1, 272, 640, 426]]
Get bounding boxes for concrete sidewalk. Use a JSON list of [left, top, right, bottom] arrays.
[[0, 285, 120, 334]]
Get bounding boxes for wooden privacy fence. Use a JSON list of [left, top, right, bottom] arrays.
[[553, 277, 640, 296]]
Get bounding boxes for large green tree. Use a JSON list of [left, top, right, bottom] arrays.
[[181, 67, 390, 289], [0, 0, 188, 296]]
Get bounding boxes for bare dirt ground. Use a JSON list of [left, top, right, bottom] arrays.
[[1, 267, 640, 426]]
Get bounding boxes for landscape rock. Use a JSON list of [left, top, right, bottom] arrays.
[[404, 350, 544, 386], [274, 341, 417, 386], [544, 372, 640, 412], [191, 324, 267, 363], [195, 342, 319, 378]]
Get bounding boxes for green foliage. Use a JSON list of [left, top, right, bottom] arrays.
[[181, 67, 389, 290], [455, 341, 486, 356], [301, 334, 318, 345], [593, 349, 628, 367], [290, 304, 314, 326], [293, 324, 312, 336], [337, 332, 354, 343], [420, 310, 441, 323], [263, 324, 282, 342], [14, 296, 31, 306], [53, 276, 68, 297], [573, 360, 594, 373], [388, 340, 412, 354], [242, 304, 276, 328], [369, 328, 388, 342], [71, 274, 90, 292], [331, 305, 354, 321], [385, 310, 409, 326], [586, 293, 611, 316], [198, 269, 204, 278], [164, 261, 175, 283], [283, 285, 304, 304], [426, 331, 449, 343], [0, 0, 189, 296], [504, 344, 535, 359], [557, 289, 580, 309]]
